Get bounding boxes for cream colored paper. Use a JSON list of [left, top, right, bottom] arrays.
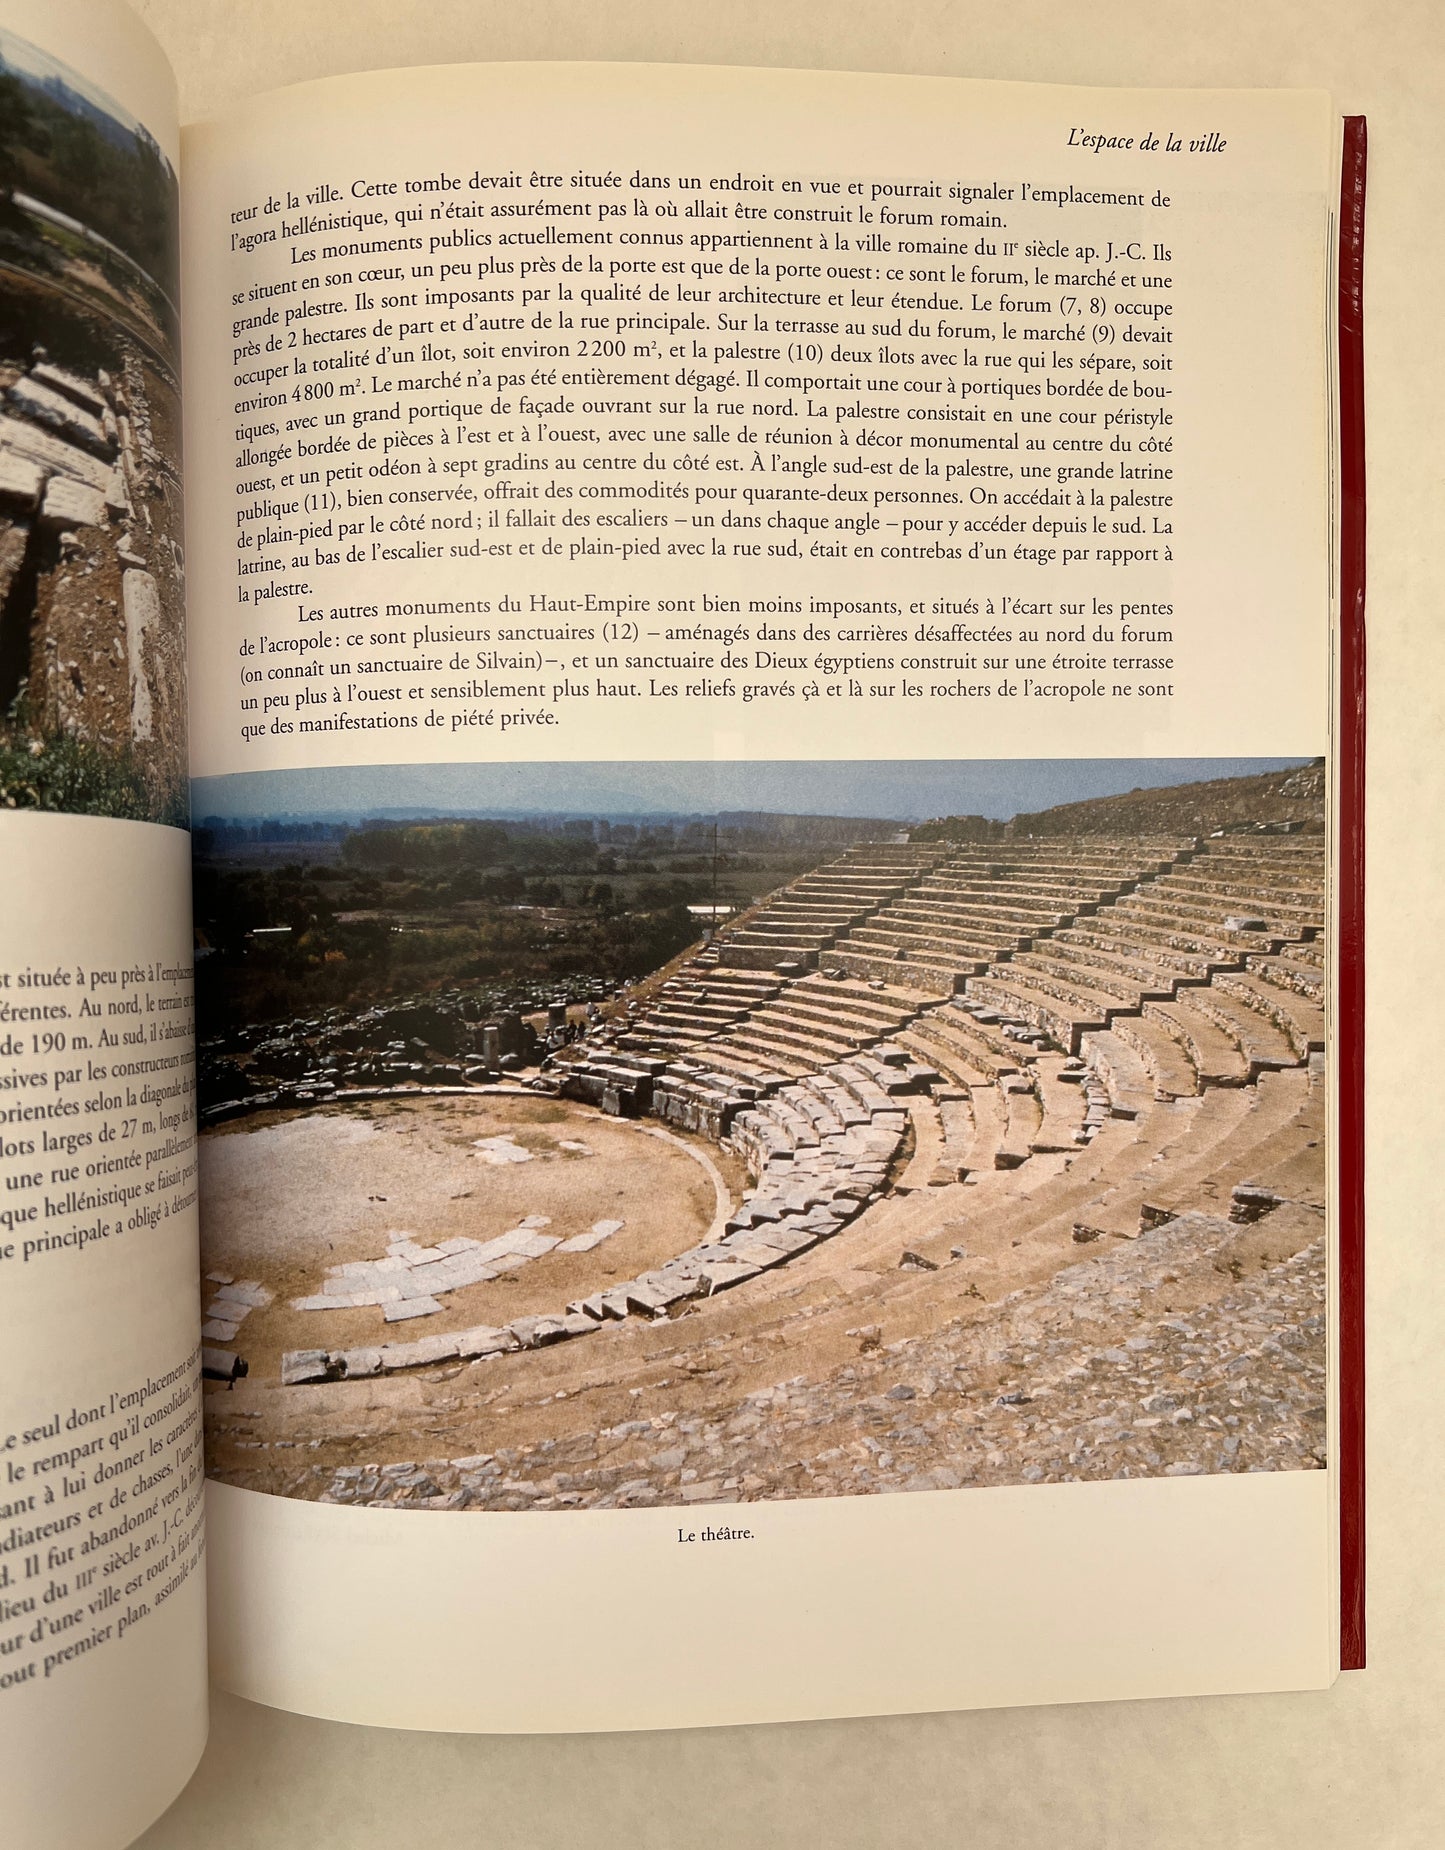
[[115, 0, 1432, 1839], [0, 816, 206, 1850], [205, 1470, 1331, 1732], [180, 61, 1339, 1736], [182, 65, 1333, 776]]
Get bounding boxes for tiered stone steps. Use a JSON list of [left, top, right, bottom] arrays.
[[715, 843, 945, 970], [898, 1003, 1029, 1083], [840, 1050, 1317, 1284], [1105, 839, 1325, 947], [1078, 1028, 1157, 1118], [829, 840, 1187, 992], [714, 974, 930, 1076], [962, 836, 1327, 1072], [1104, 1014, 1204, 1101], [283, 832, 1331, 1391], [1245, 952, 1326, 1004], [615, 966, 782, 1051], [1141, 998, 1254, 1087]]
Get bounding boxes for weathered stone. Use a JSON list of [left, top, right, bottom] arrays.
[[378, 1333, 460, 1367], [205, 1299, 251, 1325], [0, 520, 32, 614], [1230, 1183, 1282, 1223], [382, 1296, 442, 1321], [105, 466, 132, 520], [30, 361, 108, 417], [7, 378, 112, 457], [0, 450, 43, 512], [0, 415, 111, 489], [696, 1258, 760, 1291], [335, 1347, 384, 1379], [455, 1325, 517, 1358], [281, 1349, 334, 1385], [122, 569, 161, 741], [39, 475, 106, 531], [214, 1280, 270, 1307], [555, 1228, 611, 1253]]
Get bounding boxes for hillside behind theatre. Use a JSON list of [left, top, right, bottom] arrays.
[[911, 761, 1327, 843]]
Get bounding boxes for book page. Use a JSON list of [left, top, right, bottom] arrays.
[[0, 3, 207, 1846], [181, 62, 1338, 1729]]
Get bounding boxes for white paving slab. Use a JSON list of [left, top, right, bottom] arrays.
[[472, 1135, 533, 1164], [383, 1297, 442, 1322]]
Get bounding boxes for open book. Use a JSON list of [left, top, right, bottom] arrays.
[[0, 2, 1365, 1844]]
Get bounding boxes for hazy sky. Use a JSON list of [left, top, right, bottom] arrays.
[[191, 758, 1306, 825], [0, 27, 149, 145]]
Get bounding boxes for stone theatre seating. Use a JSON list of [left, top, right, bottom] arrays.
[[286, 830, 1329, 1384]]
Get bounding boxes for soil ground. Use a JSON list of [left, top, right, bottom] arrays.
[[202, 1084, 1324, 1505], [200, 1093, 742, 1387]]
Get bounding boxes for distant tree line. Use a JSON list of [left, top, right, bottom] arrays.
[[191, 859, 700, 1037], [0, 57, 178, 299]]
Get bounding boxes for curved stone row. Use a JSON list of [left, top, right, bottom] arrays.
[[276, 834, 1328, 1389], [280, 1058, 911, 1385]]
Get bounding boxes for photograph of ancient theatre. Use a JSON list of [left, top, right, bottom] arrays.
[[0, 28, 185, 823], [193, 757, 1328, 1510]]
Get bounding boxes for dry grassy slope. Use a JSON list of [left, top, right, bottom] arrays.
[[915, 761, 1326, 841]]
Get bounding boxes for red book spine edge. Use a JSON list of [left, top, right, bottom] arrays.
[[1337, 113, 1367, 1672]]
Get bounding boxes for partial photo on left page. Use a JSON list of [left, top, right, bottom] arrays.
[[0, 5, 206, 1849]]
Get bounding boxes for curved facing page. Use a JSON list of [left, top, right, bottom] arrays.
[[0, 4, 206, 1846]]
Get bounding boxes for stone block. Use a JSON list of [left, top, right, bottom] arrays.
[[724, 1241, 790, 1270], [507, 1315, 574, 1348], [455, 1325, 516, 1358], [215, 1280, 270, 1307], [39, 474, 106, 531], [7, 377, 112, 457], [30, 361, 108, 417], [335, 1348, 384, 1378], [697, 1258, 761, 1291], [281, 1350, 334, 1385], [754, 1223, 817, 1255], [383, 1296, 442, 1321], [205, 1299, 250, 1325], [555, 1229, 610, 1253], [0, 449, 43, 513], [477, 1227, 558, 1261], [379, 1333, 461, 1367], [122, 568, 161, 742], [0, 415, 110, 489]]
